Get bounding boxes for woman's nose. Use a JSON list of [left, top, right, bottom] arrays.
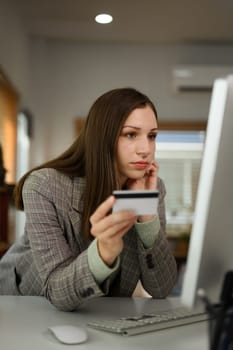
[[136, 138, 150, 155]]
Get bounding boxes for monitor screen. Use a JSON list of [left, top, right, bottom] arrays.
[[181, 74, 233, 308]]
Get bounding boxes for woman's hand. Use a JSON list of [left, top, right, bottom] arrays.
[[126, 160, 159, 191], [126, 160, 159, 223], [90, 196, 137, 267]]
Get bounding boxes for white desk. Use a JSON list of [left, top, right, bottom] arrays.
[[0, 296, 209, 350]]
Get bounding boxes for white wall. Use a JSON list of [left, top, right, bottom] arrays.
[[29, 40, 233, 166], [0, 0, 30, 106]]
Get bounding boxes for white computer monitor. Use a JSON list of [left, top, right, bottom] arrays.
[[181, 74, 233, 308]]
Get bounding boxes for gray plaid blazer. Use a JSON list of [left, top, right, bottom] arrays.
[[0, 168, 177, 311]]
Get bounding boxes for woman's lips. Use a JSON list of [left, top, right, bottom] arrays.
[[131, 162, 149, 169]]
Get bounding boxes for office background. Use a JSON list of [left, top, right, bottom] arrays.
[[1, 0, 233, 254], [1, 0, 233, 167]]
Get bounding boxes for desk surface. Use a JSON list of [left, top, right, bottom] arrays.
[[0, 296, 209, 350]]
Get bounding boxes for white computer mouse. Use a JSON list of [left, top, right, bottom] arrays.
[[48, 325, 88, 344]]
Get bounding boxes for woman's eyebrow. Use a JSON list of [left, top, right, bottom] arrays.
[[122, 125, 158, 131]]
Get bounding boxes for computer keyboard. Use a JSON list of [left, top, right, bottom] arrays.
[[87, 307, 209, 336]]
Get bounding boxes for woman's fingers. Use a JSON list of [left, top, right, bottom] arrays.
[[145, 160, 159, 176], [90, 194, 137, 239], [91, 210, 136, 237], [96, 219, 135, 266], [90, 196, 115, 225]]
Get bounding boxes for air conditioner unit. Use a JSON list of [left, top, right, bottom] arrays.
[[173, 65, 233, 92]]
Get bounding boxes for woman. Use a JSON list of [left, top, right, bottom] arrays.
[[0, 88, 177, 311]]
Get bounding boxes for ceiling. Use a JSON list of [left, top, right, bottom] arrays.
[[14, 0, 233, 45]]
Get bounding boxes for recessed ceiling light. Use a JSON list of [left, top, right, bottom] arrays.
[[95, 13, 113, 24]]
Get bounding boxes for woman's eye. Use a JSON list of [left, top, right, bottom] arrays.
[[148, 133, 157, 140], [126, 132, 136, 138]]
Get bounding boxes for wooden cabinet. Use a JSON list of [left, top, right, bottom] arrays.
[[0, 67, 19, 185]]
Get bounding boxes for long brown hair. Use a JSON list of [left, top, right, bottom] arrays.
[[14, 87, 158, 239]]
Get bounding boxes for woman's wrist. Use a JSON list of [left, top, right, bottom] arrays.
[[87, 239, 120, 285], [97, 241, 118, 267]]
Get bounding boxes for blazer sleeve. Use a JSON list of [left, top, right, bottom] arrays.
[[22, 170, 108, 311], [138, 177, 177, 297]]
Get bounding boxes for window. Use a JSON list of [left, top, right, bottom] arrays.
[[157, 122, 206, 238]]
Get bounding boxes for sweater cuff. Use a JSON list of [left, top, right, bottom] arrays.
[[134, 215, 160, 248], [87, 238, 120, 285]]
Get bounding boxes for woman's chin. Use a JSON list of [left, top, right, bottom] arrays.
[[125, 171, 146, 181], [130, 170, 146, 178]]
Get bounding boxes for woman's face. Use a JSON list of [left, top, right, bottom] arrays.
[[116, 105, 158, 187]]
